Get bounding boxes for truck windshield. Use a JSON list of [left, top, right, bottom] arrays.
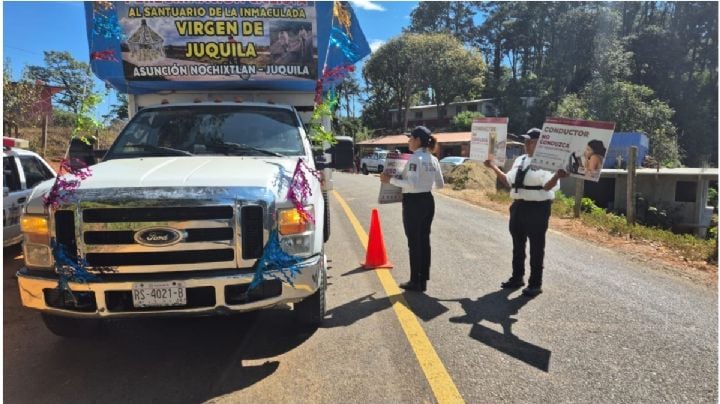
[[104, 105, 305, 160]]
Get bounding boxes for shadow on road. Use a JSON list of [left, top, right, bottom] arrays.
[[3, 246, 317, 403], [324, 292, 391, 327], [441, 289, 552, 372]]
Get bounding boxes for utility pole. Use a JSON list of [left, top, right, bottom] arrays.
[[574, 177, 584, 218], [41, 115, 48, 158], [626, 146, 637, 225]]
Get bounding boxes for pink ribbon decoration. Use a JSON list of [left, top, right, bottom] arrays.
[[286, 159, 322, 223], [91, 49, 118, 62], [43, 158, 92, 209]]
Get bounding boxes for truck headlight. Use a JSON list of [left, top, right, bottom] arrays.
[[278, 207, 314, 256], [278, 208, 312, 235], [21, 215, 53, 268], [21, 215, 49, 244]]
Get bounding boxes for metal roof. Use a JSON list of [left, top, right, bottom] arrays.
[[357, 132, 471, 146]]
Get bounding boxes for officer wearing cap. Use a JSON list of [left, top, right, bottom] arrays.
[[484, 128, 568, 297], [380, 126, 444, 292]]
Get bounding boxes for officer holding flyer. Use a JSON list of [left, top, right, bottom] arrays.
[[484, 128, 568, 297], [380, 126, 444, 292]]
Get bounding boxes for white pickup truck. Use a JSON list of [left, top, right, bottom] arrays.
[[17, 94, 353, 337], [360, 150, 388, 175]]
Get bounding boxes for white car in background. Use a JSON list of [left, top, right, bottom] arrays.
[[439, 156, 469, 176], [360, 150, 388, 174], [3, 146, 56, 247]]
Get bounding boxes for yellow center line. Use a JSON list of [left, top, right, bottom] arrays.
[[332, 190, 465, 404]]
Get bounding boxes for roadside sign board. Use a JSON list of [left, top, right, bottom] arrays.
[[469, 117, 508, 166], [534, 117, 616, 182]]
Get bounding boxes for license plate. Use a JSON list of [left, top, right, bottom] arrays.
[[132, 281, 187, 308]]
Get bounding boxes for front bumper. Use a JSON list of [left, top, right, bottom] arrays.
[[17, 255, 324, 319]]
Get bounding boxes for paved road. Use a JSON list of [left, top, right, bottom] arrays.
[[3, 172, 717, 403]]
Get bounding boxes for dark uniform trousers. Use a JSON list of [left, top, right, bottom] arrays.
[[509, 199, 552, 288], [402, 192, 435, 284]]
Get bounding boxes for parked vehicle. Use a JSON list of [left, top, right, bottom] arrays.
[[16, 1, 367, 337], [439, 156, 469, 175], [3, 144, 56, 247], [360, 150, 388, 174]]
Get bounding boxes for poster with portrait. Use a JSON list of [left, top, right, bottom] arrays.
[[532, 117, 616, 182], [377, 152, 412, 204], [469, 117, 508, 166]]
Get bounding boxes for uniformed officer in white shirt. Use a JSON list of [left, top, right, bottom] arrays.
[[381, 126, 444, 292], [484, 128, 568, 297]]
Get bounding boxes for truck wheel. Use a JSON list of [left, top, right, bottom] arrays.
[[377, 165, 384, 173], [294, 264, 326, 327], [362, 164, 368, 175], [323, 192, 330, 243], [41, 313, 102, 338]]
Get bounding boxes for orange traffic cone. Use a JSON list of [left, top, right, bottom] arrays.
[[362, 208, 393, 269]]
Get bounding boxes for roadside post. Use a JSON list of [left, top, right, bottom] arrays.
[[626, 146, 637, 225]]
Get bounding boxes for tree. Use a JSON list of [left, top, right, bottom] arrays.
[[451, 111, 484, 131], [25, 51, 98, 115], [3, 62, 44, 134], [103, 92, 128, 123], [406, 2, 477, 44], [363, 35, 423, 131], [335, 74, 361, 118], [362, 33, 485, 132]]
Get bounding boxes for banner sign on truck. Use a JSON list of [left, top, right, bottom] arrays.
[[377, 152, 412, 204], [113, 2, 318, 82], [85, 2, 371, 94], [469, 117, 508, 166], [533, 117, 616, 182]]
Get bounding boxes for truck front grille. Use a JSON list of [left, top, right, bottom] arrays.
[[86, 249, 235, 267], [83, 228, 234, 245], [82, 206, 234, 222]]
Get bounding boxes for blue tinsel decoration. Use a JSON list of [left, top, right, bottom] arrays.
[[51, 239, 97, 292], [248, 230, 304, 290], [93, 12, 124, 40], [329, 26, 359, 61]]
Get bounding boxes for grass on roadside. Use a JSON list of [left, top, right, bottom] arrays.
[[484, 189, 718, 264]]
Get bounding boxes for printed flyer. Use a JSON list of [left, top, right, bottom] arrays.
[[113, 2, 318, 82], [533, 117, 616, 182], [377, 152, 412, 204], [469, 117, 508, 166]]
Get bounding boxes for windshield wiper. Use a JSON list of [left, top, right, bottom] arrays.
[[205, 141, 285, 157], [124, 143, 193, 156]]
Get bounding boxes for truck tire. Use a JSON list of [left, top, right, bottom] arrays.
[[377, 165, 384, 173], [294, 263, 326, 327], [362, 164, 368, 175], [323, 192, 330, 243], [41, 313, 102, 337]]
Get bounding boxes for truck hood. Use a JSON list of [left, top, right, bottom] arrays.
[[79, 156, 304, 189], [25, 156, 319, 215]]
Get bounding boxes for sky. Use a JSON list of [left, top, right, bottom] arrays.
[[2, 0, 418, 120]]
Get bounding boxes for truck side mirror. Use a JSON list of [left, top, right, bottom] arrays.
[[3, 187, 9, 197], [67, 137, 97, 169]]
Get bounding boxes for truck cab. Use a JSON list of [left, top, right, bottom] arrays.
[[17, 98, 351, 336]]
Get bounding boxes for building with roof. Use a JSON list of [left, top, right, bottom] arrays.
[[560, 167, 718, 237], [357, 131, 473, 158], [389, 97, 536, 130]]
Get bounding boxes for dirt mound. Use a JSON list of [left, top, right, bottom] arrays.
[[444, 161, 497, 190]]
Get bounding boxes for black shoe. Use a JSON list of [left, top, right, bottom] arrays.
[[501, 278, 525, 289], [522, 287, 543, 297], [417, 281, 427, 292], [399, 281, 420, 291]]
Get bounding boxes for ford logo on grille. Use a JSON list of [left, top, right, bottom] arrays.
[[134, 227, 184, 247]]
